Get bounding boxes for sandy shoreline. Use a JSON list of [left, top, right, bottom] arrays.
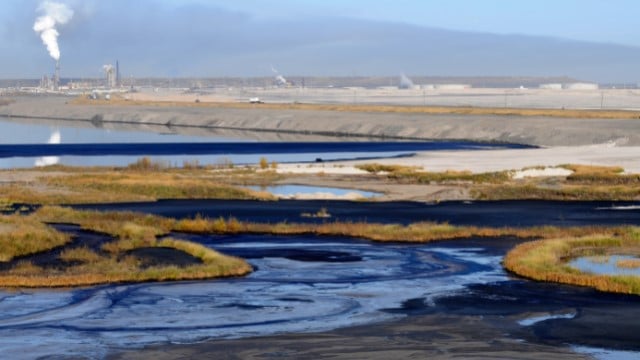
[[276, 144, 640, 175], [3, 96, 640, 147]]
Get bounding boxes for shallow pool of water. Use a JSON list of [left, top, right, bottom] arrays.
[[569, 255, 640, 276]]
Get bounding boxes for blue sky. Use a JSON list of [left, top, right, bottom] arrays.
[[188, 0, 639, 46], [1, 0, 639, 81]]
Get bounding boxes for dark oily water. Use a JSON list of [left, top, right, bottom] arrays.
[[0, 233, 504, 359], [77, 199, 640, 227], [0, 141, 527, 157]]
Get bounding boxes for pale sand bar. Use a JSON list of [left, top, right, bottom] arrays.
[[277, 144, 640, 175]]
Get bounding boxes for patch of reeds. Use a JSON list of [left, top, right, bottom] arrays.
[[36, 172, 275, 203], [617, 258, 640, 269], [0, 207, 252, 288], [0, 251, 250, 288], [59, 247, 102, 263], [558, 164, 640, 185], [0, 214, 70, 261], [504, 228, 640, 295], [173, 214, 615, 244], [357, 163, 511, 184], [473, 184, 640, 201], [0, 165, 282, 205], [356, 163, 418, 174], [127, 157, 169, 171]]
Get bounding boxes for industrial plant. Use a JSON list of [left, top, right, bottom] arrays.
[[33, 59, 126, 94]]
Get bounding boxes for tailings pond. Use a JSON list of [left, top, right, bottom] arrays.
[[0, 116, 530, 168], [0, 200, 638, 359], [1, 117, 638, 359]]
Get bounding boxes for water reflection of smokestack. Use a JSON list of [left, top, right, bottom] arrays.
[[35, 129, 61, 167]]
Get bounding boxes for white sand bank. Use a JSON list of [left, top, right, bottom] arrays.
[[275, 145, 640, 175]]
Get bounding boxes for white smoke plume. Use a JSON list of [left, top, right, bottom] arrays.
[[33, 1, 74, 61], [399, 73, 414, 89]]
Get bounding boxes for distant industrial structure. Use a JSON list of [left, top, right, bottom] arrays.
[[540, 82, 599, 90], [39, 60, 61, 91], [32, 58, 127, 94], [539, 83, 563, 90], [564, 82, 599, 90], [103, 64, 116, 88], [54, 60, 60, 91], [102, 60, 123, 88]]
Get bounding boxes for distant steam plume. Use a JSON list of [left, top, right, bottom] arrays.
[[271, 65, 290, 86], [399, 73, 414, 89], [33, 1, 74, 61]]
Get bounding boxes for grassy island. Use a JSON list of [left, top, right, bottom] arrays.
[[0, 207, 251, 288], [504, 228, 640, 295]]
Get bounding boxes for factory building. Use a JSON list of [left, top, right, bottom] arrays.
[[434, 84, 471, 90], [40, 75, 52, 89], [540, 83, 563, 90], [38, 60, 61, 91], [103, 64, 116, 88], [540, 83, 599, 90], [564, 82, 599, 90]]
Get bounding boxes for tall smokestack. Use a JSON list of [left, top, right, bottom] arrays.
[[116, 60, 120, 87], [54, 60, 60, 91], [33, 1, 73, 92]]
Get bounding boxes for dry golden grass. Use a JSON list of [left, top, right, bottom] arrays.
[[42, 172, 273, 202], [0, 250, 251, 288], [474, 184, 640, 201], [356, 162, 640, 200], [174, 215, 614, 244], [0, 206, 252, 287], [35, 206, 174, 243], [59, 247, 102, 263], [0, 214, 70, 261], [70, 96, 640, 120], [357, 163, 511, 184], [504, 228, 640, 295], [559, 164, 640, 186], [617, 258, 640, 269], [560, 164, 625, 175], [0, 166, 277, 205]]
